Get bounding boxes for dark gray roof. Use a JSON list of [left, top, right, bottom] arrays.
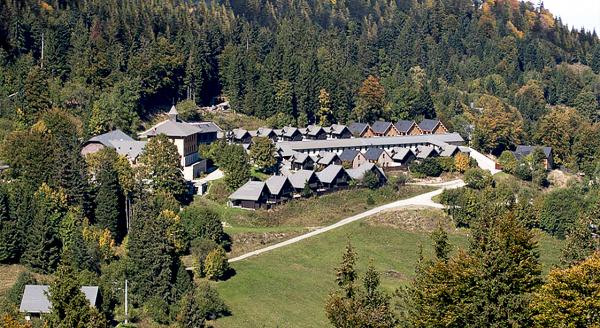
[[418, 119, 440, 132], [229, 181, 267, 201], [348, 122, 369, 135], [257, 127, 275, 137], [20, 285, 98, 314], [87, 129, 134, 146], [371, 121, 393, 134], [282, 126, 300, 137], [292, 152, 312, 164], [514, 145, 552, 159], [265, 175, 290, 195], [339, 149, 360, 162], [328, 124, 349, 135], [232, 128, 250, 139], [364, 148, 385, 161], [306, 125, 325, 136], [394, 120, 417, 133], [276, 133, 464, 152], [316, 165, 347, 184]]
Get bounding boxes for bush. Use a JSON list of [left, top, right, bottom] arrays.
[[538, 188, 583, 238], [514, 160, 532, 181], [437, 157, 455, 172], [412, 158, 443, 177], [191, 238, 219, 277], [180, 206, 228, 248], [366, 193, 375, 205], [196, 282, 230, 320], [393, 174, 409, 190], [498, 150, 517, 174], [362, 171, 381, 189], [145, 297, 170, 325], [204, 247, 230, 281], [464, 168, 493, 190]]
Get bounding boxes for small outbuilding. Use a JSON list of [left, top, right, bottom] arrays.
[[391, 147, 416, 165], [348, 122, 375, 138], [394, 120, 423, 136], [364, 148, 394, 167], [20, 285, 99, 316], [291, 152, 315, 170], [347, 163, 388, 186], [371, 121, 399, 137], [265, 175, 294, 204], [418, 119, 448, 135], [288, 170, 320, 195], [327, 124, 353, 139], [513, 145, 554, 170]]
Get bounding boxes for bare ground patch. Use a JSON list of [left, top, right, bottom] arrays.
[[365, 208, 455, 233], [229, 230, 307, 257]]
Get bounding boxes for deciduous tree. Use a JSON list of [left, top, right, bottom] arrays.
[[137, 134, 186, 195]]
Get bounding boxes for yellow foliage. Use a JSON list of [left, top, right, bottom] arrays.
[[82, 224, 117, 261], [2, 314, 32, 328], [36, 183, 68, 207], [454, 153, 470, 173], [30, 120, 48, 134], [506, 21, 524, 39], [539, 9, 555, 30], [161, 209, 186, 253], [39, 1, 53, 11], [531, 253, 600, 327]]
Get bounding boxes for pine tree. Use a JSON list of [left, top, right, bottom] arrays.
[[0, 182, 18, 263], [431, 224, 450, 261], [177, 291, 206, 328], [249, 137, 277, 171], [22, 66, 51, 125], [46, 263, 108, 328], [94, 157, 123, 240], [22, 184, 66, 273]]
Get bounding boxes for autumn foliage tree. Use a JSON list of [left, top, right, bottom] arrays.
[[353, 75, 385, 123], [471, 95, 524, 154], [137, 134, 186, 195]]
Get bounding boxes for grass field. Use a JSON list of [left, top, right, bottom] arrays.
[[194, 183, 434, 256], [212, 210, 565, 328]]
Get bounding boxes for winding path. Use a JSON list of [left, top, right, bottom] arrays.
[[227, 179, 465, 263]]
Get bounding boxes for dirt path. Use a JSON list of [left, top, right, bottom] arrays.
[[227, 179, 464, 263]]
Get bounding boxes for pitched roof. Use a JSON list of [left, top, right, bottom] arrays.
[[20, 285, 98, 314], [232, 128, 250, 139], [416, 145, 437, 159], [87, 129, 134, 146], [346, 163, 386, 180], [273, 129, 283, 136], [348, 122, 369, 136], [391, 147, 414, 161], [418, 119, 441, 132], [329, 124, 349, 135], [339, 149, 361, 162], [276, 133, 464, 152], [109, 140, 147, 161], [288, 170, 317, 189], [371, 121, 393, 134], [394, 120, 417, 133], [317, 152, 339, 165], [168, 105, 178, 116], [282, 126, 300, 137], [514, 145, 552, 159], [306, 125, 325, 136], [189, 122, 221, 133], [257, 127, 275, 137], [292, 152, 312, 164], [228, 181, 267, 201], [439, 145, 459, 157], [316, 165, 347, 184], [265, 175, 290, 195], [139, 120, 203, 138], [364, 148, 385, 161]]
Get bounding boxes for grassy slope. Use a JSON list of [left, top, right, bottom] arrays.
[[213, 215, 564, 328]]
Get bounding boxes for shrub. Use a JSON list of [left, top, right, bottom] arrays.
[[362, 171, 381, 189], [514, 160, 532, 181], [537, 188, 583, 238], [145, 297, 170, 325], [437, 157, 455, 172], [498, 151, 517, 174], [464, 168, 493, 190], [204, 247, 229, 281], [191, 238, 219, 277], [366, 193, 375, 205], [394, 174, 409, 190], [454, 152, 470, 173], [412, 158, 442, 177], [196, 282, 230, 319], [180, 206, 228, 248]]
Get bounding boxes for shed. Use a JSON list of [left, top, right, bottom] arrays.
[[513, 145, 553, 170], [391, 147, 416, 165], [20, 285, 99, 314], [416, 145, 439, 159]]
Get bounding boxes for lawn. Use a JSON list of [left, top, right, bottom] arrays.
[[194, 183, 435, 256], [212, 211, 565, 328]]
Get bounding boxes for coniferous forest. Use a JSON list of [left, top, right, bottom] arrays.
[[1, 0, 600, 327]]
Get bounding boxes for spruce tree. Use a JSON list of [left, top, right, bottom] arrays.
[[94, 158, 123, 240], [177, 291, 206, 328], [0, 183, 17, 263]]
